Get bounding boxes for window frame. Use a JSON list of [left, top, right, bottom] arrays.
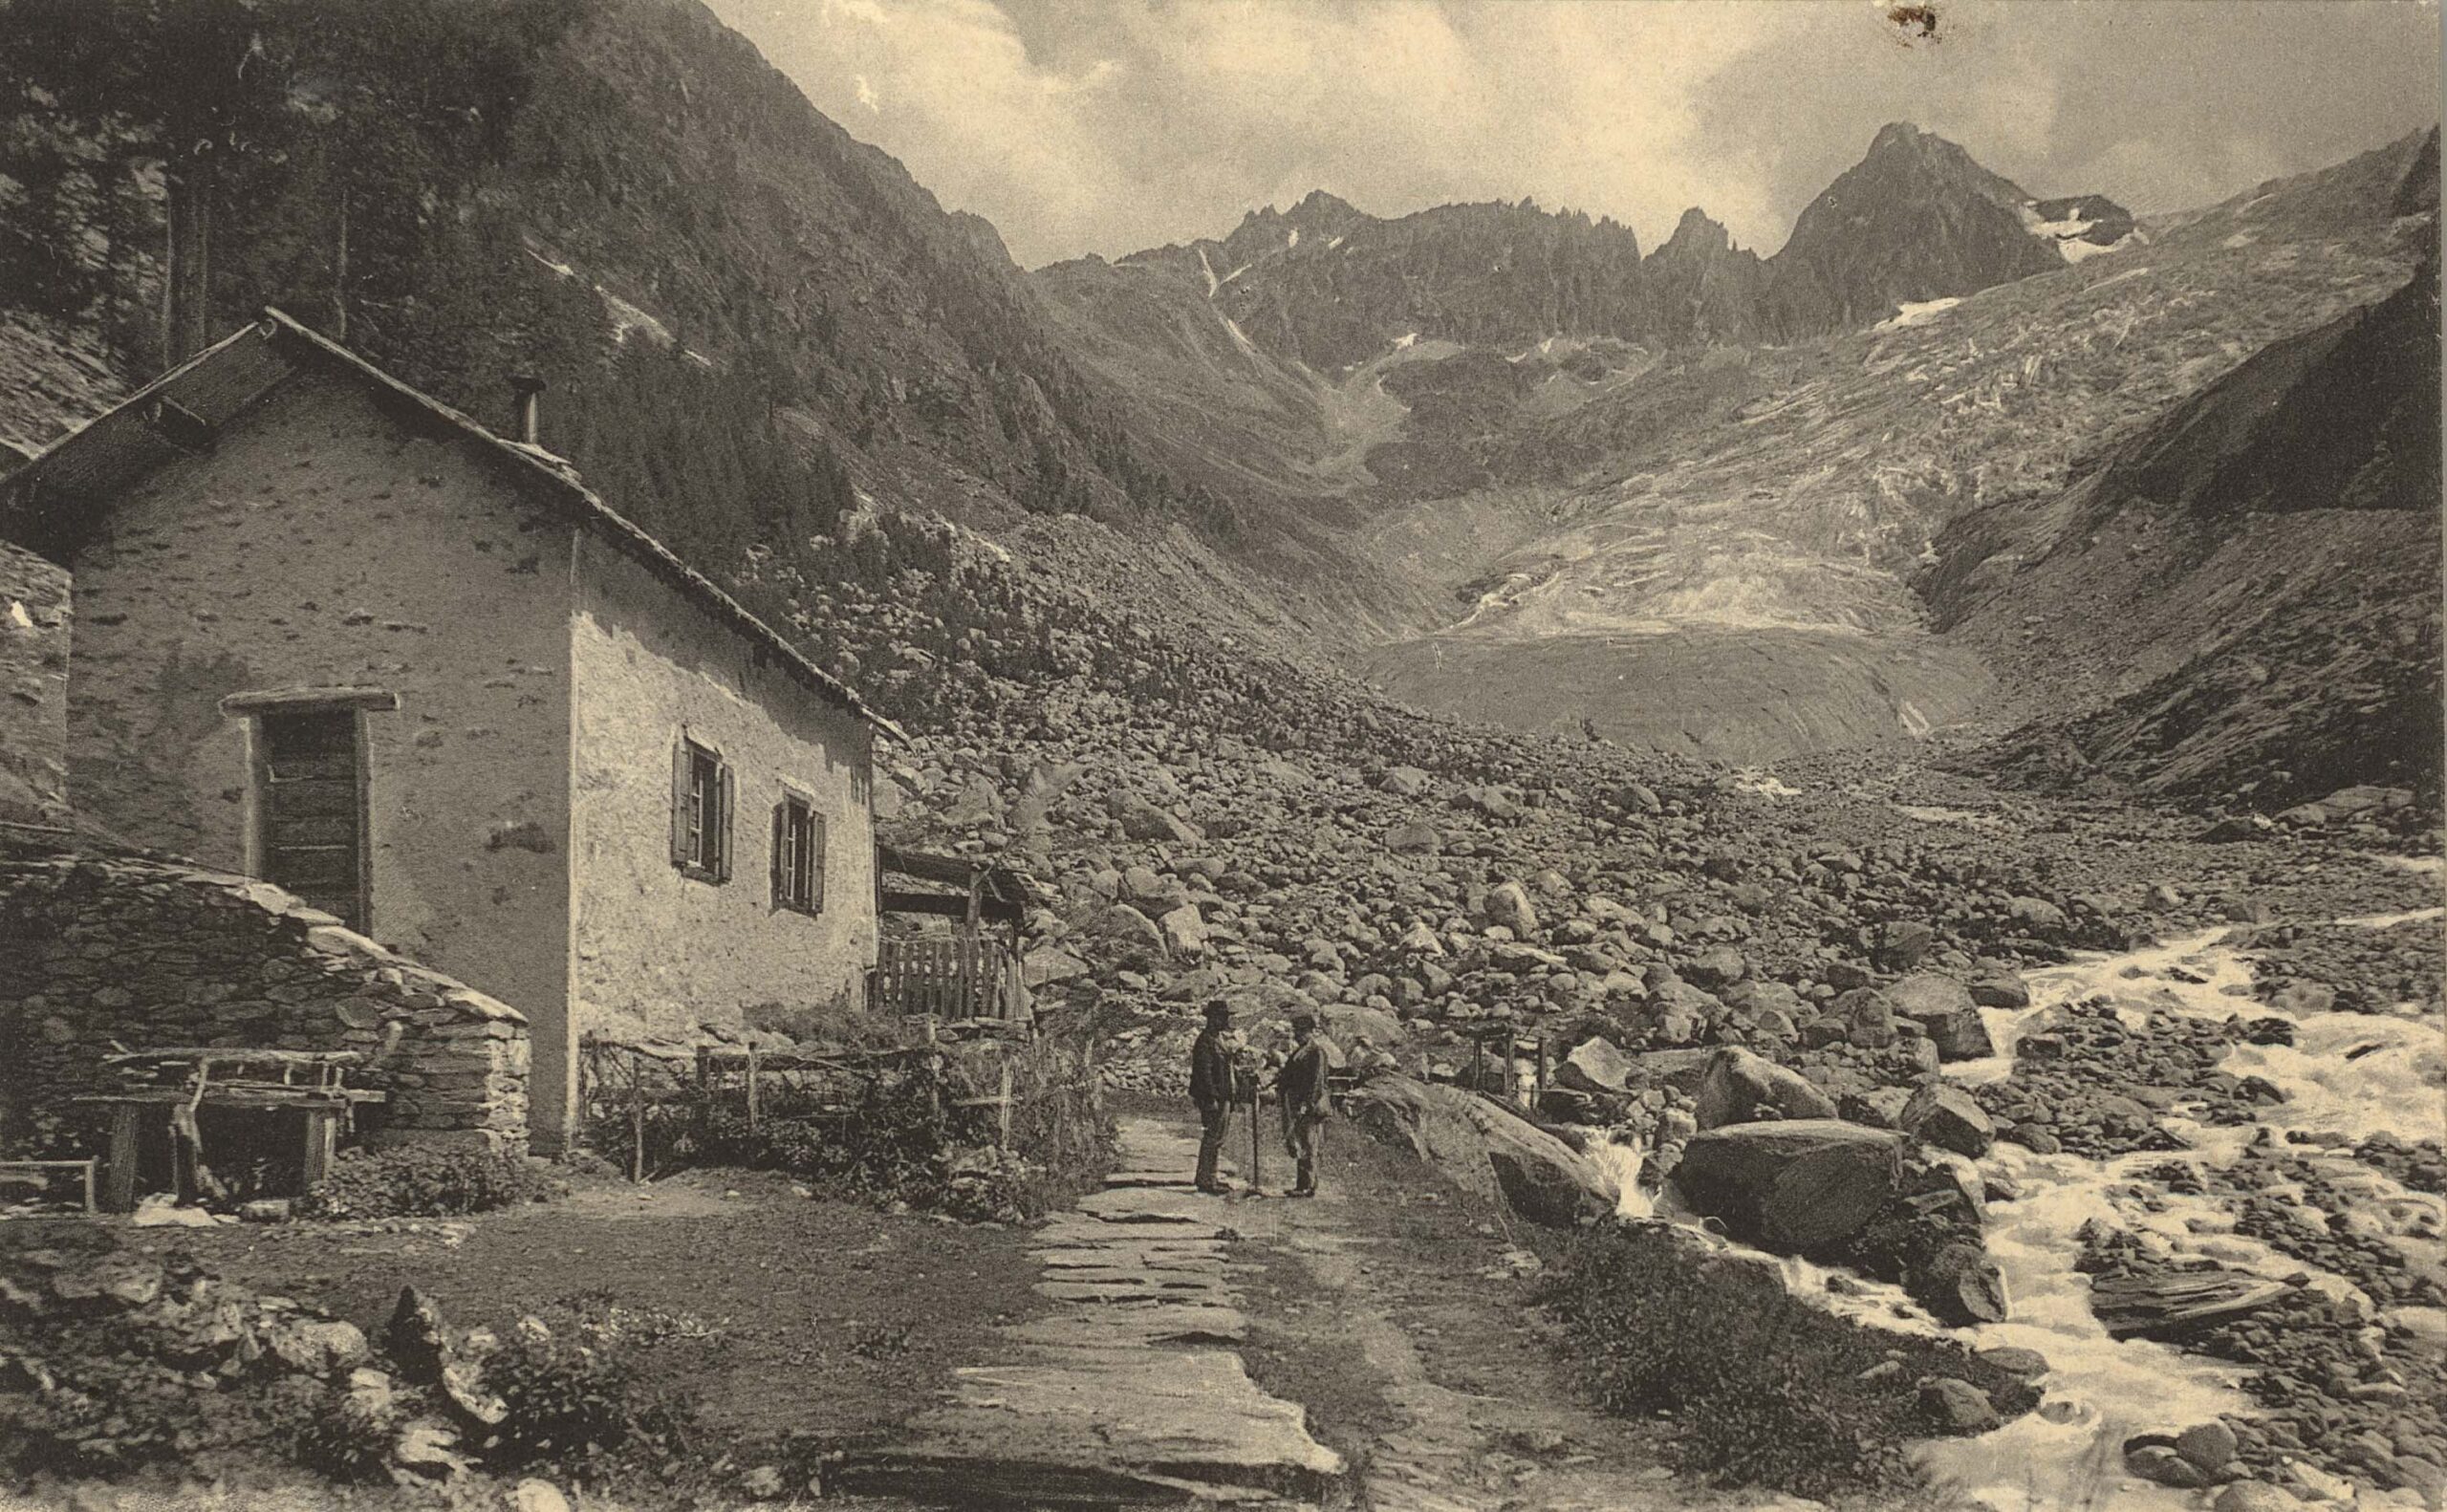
[[670, 734, 733, 884], [771, 788, 826, 917]]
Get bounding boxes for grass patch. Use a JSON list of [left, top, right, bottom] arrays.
[[1535, 1221, 2038, 1501]]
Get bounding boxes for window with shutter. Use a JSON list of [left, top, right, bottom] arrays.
[[773, 792, 822, 915], [672, 736, 729, 882]]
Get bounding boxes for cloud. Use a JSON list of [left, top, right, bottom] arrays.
[[707, 0, 2441, 269]]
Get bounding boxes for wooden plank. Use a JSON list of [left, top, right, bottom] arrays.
[[104, 1048, 363, 1066], [103, 1105, 141, 1214], [267, 780, 358, 818], [267, 815, 356, 848], [299, 1107, 338, 1190], [267, 750, 357, 781]]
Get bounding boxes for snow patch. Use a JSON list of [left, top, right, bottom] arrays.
[[1285, 227, 1299, 249], [598, 289, 672, 348], [1327, 235, 1345, 249], [2059, 232, 2135, 265], [1873, 297, 1961, 332], [1219, 313, 1259, 356], [1391, 331, 1418, 352], [526, 248, 578, 280], [1730, 768, 1799, 799], [1196, 247, 1220, 298]]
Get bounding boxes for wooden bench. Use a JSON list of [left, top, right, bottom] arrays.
[[0, 1158, 98, 1214], [75, 1048, 385, 1213]]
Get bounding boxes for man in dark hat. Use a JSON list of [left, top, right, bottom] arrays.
[[1189, 1000, 1237, 1194], [1276, 1011, 1332, 1198]]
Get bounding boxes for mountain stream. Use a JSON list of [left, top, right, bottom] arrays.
[[1598, 895, 2444, 1510]]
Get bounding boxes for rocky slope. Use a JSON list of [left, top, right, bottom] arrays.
[[1351, 130, 2431, 767], [1929, 148, 2442, 806]]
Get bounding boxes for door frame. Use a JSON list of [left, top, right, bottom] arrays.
[[222, 686, 398, 932]]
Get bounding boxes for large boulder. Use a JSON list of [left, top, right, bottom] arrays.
[[1023, 944, 1092, 988], [1900, 1084, 1996, 1157], [1669, 1120, 1906, 1251], [1875, 920, 1939, 971], [1916, 1240, 2010, 1326], [266, 1317, 371, 1377], [1483, 881, 1540, 937], [1968, 970, 2031, 1009], [1159, 904, 1209, 959], [1343, 1076, 1616, 1226], [1681, 946, 1748, 988], [1556, 1036, 1635, 1095], [1112, 792, 1203, 844], [1692, 1047, 1838, 1130], [1087, 903, 1168, 966], [1622, 1048, 1716, 1092], [1883, 976, 1996, 1061], [2005, 896, 2068, 932]]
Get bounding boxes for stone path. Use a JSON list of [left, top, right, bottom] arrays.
[[834, 1117, 1346, 1507]]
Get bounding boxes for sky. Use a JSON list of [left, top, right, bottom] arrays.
[[706, 0, 2443, 270]]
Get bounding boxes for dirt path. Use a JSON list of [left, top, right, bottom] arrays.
[[833, 1115, 1347, 1505], [1214, 1112, 1828, 1512]]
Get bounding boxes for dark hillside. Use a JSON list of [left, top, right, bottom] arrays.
[[0, 0, 1269, 614], [1929, 227, 2442, 806]]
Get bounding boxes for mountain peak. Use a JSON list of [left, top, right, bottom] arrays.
[[1871, 119, 1928, 150], [1655, 206, 1733, 259]]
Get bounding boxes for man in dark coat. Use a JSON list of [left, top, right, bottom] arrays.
[[1189, 1000, 1236, 1194], [1276, 1011, 1332, 1198]]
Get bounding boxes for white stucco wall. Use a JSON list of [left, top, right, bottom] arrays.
[[568, 530, 877, 1044]]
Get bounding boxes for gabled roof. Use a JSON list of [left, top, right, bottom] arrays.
[[0, 310, 904, 743]]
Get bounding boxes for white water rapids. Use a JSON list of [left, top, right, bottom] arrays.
[[1592, 897, 2446, 1510]]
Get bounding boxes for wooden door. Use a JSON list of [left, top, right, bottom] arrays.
[[254, 708, 368, 930]]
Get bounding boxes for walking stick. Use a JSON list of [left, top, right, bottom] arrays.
[[1246, 1074, 1263, 1197]]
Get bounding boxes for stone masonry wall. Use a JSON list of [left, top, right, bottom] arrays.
[[0, 539, 70, 825], [0, 853, 529, 1154]]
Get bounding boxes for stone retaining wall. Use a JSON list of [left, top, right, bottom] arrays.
[[0, 539, 70, 825], [0, 853, 529, 1153]]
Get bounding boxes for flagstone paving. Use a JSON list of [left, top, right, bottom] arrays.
[[834, 1117, 1346, 1506]]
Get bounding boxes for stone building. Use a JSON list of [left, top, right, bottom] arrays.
[[0, 311, 900, 1151], [0, 537, 71, 827]]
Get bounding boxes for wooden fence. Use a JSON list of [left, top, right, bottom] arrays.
[[871, 934, 1023, 1022]]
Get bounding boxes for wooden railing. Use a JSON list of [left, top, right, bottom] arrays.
[[871, 934, 1026, 1022]]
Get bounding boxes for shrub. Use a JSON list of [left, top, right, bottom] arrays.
[[476, 1294, 699, 1482], [279, 1375, 401, 1484], [296, 1144, 562, 1220], [1534, 1222, 2036, 1500]]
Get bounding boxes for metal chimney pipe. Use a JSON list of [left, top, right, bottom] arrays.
[[509, 374, 546, 447]]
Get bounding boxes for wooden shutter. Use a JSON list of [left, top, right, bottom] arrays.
[[810, 812, 827, 913], [670, 739, 691, 869], [714, 762, 735, 882], [770, 800, 789, 907]]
